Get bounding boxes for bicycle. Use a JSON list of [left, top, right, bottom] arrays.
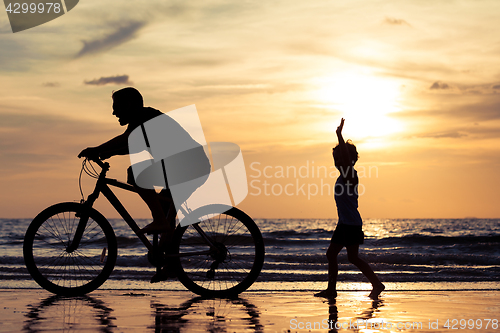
[[23, 158, 265, 298]]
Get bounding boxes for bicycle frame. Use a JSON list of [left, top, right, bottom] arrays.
[[67, 159, 216, 257]]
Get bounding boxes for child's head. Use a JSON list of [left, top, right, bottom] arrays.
[[333, 140, 359, 167]]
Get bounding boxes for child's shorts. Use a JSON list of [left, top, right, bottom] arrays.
[[331, 223, 364, 246]]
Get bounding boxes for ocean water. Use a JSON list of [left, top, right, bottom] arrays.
[[1, 217, 499, 291]]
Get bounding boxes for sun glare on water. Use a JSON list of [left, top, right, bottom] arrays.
[[313, 73, 403, 141]]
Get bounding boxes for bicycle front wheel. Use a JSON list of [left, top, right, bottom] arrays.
[[174, 204, 265, 297], [23, 202, 117, 296]]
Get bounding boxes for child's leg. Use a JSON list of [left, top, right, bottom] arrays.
[[315, 243, 343, 298], [326, 243, 343, 291], [345, 245, 385, 299]]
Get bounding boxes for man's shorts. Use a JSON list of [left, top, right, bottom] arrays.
[[126, 165, 209, 205]]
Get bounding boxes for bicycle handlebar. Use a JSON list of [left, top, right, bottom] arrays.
[[87, 157, 109, 171]]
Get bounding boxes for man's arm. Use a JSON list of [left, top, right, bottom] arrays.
[[78, 132, 129, 160]]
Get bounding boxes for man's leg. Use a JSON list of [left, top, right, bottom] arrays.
[[127, 167, 172, 234], [135, 186, 173, 234], [345, 245, 385, 299]]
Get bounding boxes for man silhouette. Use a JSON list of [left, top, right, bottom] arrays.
[[78, 87, 210, 238]]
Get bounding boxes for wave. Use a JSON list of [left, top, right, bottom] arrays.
[[3, 264, 497, 283], [371, 234, 500, 246], [264, 251, 500, 266], [3, 251, 498, 267], [116, 236, 143, 247]]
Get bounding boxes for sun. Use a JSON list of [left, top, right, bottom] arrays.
[[313, 72, 403, 139]]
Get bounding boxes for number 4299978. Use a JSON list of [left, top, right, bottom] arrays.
[[444, 319, 498, 330], [6, 3, 62, 14]]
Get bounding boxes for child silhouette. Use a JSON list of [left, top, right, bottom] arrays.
[[315, 118, 385, 300]]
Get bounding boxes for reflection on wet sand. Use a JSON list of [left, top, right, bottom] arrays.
[[22, 293, 263, 333], [327, 299, 338, 333], [150, 297, 263, 333], [4, 290, 498, 333], [23, 295, 116, 332], [325, 297, 384, 333], [359, 299, 385, 320]]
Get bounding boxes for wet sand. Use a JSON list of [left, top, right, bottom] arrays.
[[1, 289, 499, 332]]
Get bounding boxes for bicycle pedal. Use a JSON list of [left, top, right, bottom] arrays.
[[206, 268, 215, 279]]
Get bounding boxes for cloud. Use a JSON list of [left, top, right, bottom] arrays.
[[416, 131, 467, 139], [75, 21, 145, 58], [383, 17, 411, 26], [412, 124, 500, 141], [430, 81, 450, 90], [394, 96, 500, 125], [0, 38, 33, 71], [492, 85, 500, 90], [84, 75, 132, 86], [0, 112, 114, 172], [42, 82, 60, 87]]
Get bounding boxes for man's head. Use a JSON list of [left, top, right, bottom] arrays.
[[112, 87, 144, 126]]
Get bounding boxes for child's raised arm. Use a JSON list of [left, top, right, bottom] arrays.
[[334, 118, 353, 169]]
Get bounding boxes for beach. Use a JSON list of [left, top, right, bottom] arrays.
[[1, 287, 499, 332], [2, 217, 498, 332]]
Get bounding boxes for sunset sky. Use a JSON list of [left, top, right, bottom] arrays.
[[1, 0, 500, 219]]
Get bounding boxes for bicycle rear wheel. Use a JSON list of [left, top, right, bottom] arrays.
[[174, 204, 264, 297], [23, 202, 117, 296]]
